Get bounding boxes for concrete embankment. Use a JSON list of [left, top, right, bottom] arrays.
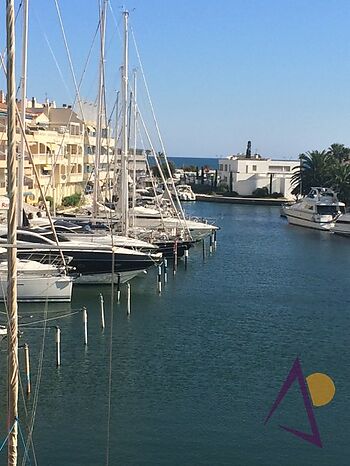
[[195, 194, 288, 206]]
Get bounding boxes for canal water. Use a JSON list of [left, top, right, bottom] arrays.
[[1, 202, 350, 465]]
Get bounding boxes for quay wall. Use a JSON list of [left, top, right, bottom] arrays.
[[195, 194, 288, 206]]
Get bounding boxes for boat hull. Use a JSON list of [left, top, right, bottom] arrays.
[[134, 217, 218, 241], [16, 247, 160, 277], [0, 275, 73, 302], [74, 269, 145, 285], [286, 213, 334, 231]]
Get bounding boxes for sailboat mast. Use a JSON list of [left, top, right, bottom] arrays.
[[131, 69, 137, 228], [17, 0, 28, 226], [6, 0, 19, 464], [112, 90, 119, 199], [93, 0, 107, 217], [121, 10, 129, 235]]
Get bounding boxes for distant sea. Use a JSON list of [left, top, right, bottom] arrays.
[[169, 156, 219, 169]]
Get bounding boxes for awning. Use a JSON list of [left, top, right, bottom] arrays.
[[43, 165, 52, 171]]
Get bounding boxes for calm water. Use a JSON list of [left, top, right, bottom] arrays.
[[1, 202, 350, 465]]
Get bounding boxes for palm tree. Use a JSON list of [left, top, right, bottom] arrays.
[[291, 150, 334, 196], [327, 143, 350, 163], [330, 162, 350, 204]]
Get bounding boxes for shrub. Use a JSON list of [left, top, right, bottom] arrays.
[[252, 187, 269, 197], [62, 193, 82, 207], [191, 184, 212, 194], [216, 182, 229, 193], [271, 192, 284, 198]]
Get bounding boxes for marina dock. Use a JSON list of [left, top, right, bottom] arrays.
[[196, 194, 288, 205]]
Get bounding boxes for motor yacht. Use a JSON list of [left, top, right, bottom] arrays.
[[176, 185, 196, 201], [0, 247, 73, 302], [283, 187, 345, 231], [331, 213, 350, 237], [0, 228, 162, 285]]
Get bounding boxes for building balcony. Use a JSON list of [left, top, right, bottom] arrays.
[[68, 173, 84, 183]]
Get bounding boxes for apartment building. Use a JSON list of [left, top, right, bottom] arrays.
[[0, 93, 147, 206]]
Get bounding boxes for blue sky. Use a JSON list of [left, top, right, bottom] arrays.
[[1, 0, 350, 159]]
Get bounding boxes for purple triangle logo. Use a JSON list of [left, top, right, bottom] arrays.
[[264, 357, 322, 448]]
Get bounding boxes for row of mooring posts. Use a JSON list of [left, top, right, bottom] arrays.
[[157, 229, 218, 293], [18, 280, 139, 395], [18, 230, 219, 395]]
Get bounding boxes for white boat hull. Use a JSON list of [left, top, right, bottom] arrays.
[[286, 213, 334, 231], [332, 214, 350, 236], [0, 275, 73, 302]]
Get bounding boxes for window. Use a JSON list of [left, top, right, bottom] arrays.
[[246, 166, 249, 173], [317, 205, 338, 215], [252, 165, 257, 171], [224, 164, 227, 171], [219, 164, 223, 171], [268, 165, 292, 172]]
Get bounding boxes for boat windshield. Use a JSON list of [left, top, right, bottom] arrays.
[[317, 205, 338, 215]]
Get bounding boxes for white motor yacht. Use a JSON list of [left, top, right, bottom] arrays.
[[176, 185, 196, 201], [331, 213, 350, 237], [0, 248, 73, 302], [284, 187, 345, 231]]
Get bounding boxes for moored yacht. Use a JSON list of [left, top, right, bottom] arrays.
[[0, 247, 73, 302], [284, 187, 345, 231], [0, 228, 162, 285], [175, 185, 196, 201], [331, 213, 350, 237]]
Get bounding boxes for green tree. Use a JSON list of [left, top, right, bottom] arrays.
[[327, 143, 350, 163], [151, 160, 176, 179], [291, 150, 334, 196], [330, 162, 350, 204]]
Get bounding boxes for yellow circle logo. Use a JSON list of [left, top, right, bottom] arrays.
[[306, 373, 336, 407]]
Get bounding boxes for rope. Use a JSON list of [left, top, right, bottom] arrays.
[[18, 365, 38, 465], [21, 298, 49, 466], [19, 310, 82, 328], [106, 250, 115, 466], [0, 419, 17, 453], [17, 420, 31, 464]]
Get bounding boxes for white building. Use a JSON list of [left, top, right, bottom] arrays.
[[218, 154, 299, 199]]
